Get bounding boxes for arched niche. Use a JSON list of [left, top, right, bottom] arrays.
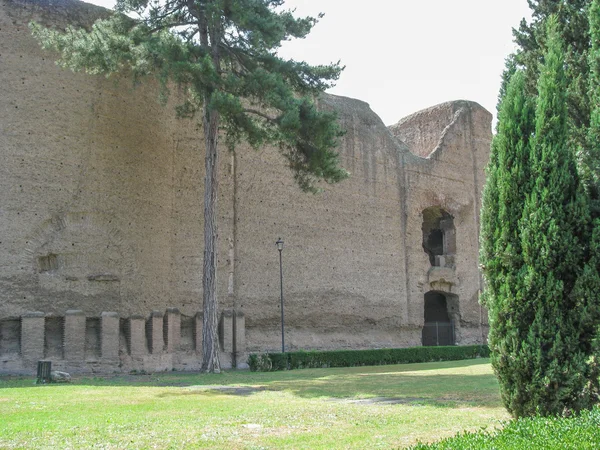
[[422, 291, 458, 346], [422, 207, 456, 268]]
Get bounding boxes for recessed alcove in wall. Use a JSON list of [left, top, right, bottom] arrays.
[[422, 291, 458, 346], [119, 318, 130, 355], [44, 316, 64, 359], [180, 315, 195, 351], [85, 318, 101, 359], [0, 319, 20, 355], [422, 207, 456, 267], [37, 253, 59, 272]]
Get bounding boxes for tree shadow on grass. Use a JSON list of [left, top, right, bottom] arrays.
[[0, 359, 501, 408], [149, 360, 502, 408]]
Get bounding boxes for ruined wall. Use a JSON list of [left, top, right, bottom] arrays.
[[233, 94, 414, 352], [236, 97, 492, 352], [0, 0, 235, 321], [389, 102, 491, 345], [389, 102, 459, 158], [0, 0, 492, 373], [0, 308, 246, 374]]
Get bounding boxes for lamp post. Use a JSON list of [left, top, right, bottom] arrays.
[[276, 238, 285, 353]]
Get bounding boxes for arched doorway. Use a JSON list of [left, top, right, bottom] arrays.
[[422, 291, 455, 346]]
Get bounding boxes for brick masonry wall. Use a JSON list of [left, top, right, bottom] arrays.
[[0, 0, 492, 370]]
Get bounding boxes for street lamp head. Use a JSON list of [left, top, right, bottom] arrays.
[[276, 238, 284, 251]]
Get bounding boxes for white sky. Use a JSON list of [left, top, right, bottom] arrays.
[[84, 0, 532, 126]]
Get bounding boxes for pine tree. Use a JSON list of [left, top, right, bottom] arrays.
[[30, 0, 348, 372], [485, 17, 600, 417], [480, 70, 536, 416]]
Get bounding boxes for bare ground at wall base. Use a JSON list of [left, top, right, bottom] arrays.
[[0, 359, 509, 449]]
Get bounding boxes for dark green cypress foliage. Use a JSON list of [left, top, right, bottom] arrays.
[[514, 0, 592, 150], [516, 17, 596, 416], [584, 0, 600, 203], [581, 0, 600, 402], [495, 55, 517, 123], [511, 1, 600, 208], [484, 5, 600, 417], [480, 70, 536, 416]]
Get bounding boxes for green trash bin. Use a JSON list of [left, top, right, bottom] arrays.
[[36, 360, 52, 384]]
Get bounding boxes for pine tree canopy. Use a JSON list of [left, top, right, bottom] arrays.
[[30, 0, 349, 193]]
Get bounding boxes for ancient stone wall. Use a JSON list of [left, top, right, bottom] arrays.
[[1, 0, 235, 320], [0, 0, 492, 373], [391, 101, 491, 345], [0, 308, 245, 374]]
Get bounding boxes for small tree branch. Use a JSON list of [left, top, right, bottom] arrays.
[[243, 108, 276, 122]]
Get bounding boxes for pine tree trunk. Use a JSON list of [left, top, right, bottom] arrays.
[[201, 106, 221, 373]]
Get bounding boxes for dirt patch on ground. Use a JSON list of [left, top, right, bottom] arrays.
[[331, 396, 430, 405], [187, 385, 267, 396]]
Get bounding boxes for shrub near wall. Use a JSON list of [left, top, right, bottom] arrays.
[[410, 406, 600, 449], [247, 345, 490, 371]]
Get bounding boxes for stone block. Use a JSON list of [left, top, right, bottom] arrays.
[[427, 266, 459, 294], [164, 308, 181, 353], [20, 312, 45, 361], [101, 312, 119, 361], [129, 315, 146, 357], [64, 310, 86, 362]]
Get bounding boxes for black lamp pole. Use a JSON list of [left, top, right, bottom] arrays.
[[276, 238, 285, 353]]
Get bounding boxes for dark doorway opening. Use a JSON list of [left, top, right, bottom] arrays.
[[425, 229, 444, 265], [422, 207, 455, 267], [422, 291, 455, 346]]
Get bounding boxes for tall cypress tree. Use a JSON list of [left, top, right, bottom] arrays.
[[513, 17, 595, 417], [480, 70, 536, 416], [582, 0, 600, 398], [485, 5, 600, 417], [586, 0, 600, 193]]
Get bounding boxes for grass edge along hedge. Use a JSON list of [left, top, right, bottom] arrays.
[[409, 406, 600, 449], [247, 345, 490, 371]]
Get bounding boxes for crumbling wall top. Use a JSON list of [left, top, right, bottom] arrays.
[[3, 0, 111, 29], [388, 100, 492, 159]]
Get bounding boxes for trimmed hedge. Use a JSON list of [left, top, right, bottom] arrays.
[[247, 345, 489, 372], [410, 406, 600, 449]]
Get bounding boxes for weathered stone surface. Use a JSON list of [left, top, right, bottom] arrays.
[[63, 310, 85, 362], [100, 312, 119, 361], [50, 370, 71, 383], [128, 315, 146, 358], [20, 312, 44, 361], [147, 311, 164, 354], [0, 0, 492, 373], [164, 308, 180, 353]]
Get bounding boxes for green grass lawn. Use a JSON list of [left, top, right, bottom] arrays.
[[0, 359, 509, 449]]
